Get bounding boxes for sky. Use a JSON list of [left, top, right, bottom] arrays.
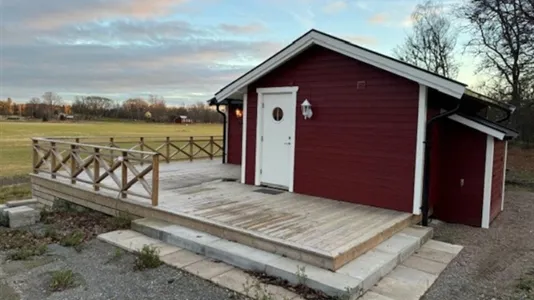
[[0, 0, 477, 106]]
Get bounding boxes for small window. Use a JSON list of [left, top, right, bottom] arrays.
[[272, 107, 284, 122]]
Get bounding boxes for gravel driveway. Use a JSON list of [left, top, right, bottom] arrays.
[[423, 186, 534, 300], [0, 239, 247, 300]]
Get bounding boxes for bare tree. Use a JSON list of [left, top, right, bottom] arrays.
[[458, 0, 534, 109], [395, 0, 459, 78], [41, 92, 63, 119]]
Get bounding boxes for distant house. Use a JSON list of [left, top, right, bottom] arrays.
[[58, 113, 74, 121], [175, 115, 192, 124]]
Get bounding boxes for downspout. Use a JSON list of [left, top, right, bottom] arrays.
[[421, 96, 462, 226], [215, 101, 228, 164]]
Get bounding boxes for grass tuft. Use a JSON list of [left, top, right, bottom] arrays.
[[60, 230, 85, 248], [49, 269, 76, 292], [107, 212, 133, 230], [0, 183, 32, 204], [134, 245, 162, 271], [8, 244, 47, 260]]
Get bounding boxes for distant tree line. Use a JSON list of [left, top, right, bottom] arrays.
[[1, 92, 222, 123]]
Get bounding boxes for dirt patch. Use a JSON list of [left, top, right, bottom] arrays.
[[423, 186, 534, 300]]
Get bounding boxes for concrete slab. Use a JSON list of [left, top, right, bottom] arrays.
[[399, 226, 433, 246], [413, 246, 457, 264], [359, 291, 396, 300], [98, 230, 181, 256], [5, 206, 40, 228], [262, 284, 302, 300], [183, 259, 234, 279], [402, 255, 448, 275], [375, 233, 419, 262], [265, 255, 363, 298], [211, 268, 256, 294], [337, 249, 398, 291], [372, 265, 438, 300], [205, 239, 281, 272], [97, 230, 142, 245], [6, 199, 38, 208], [423, 239, 463, 255], [371, 276, 427, 300], [160, 249, 206, 268]]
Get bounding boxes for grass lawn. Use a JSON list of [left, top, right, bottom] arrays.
[[0, 183, 32, 204], [0, 121, 222, 178]]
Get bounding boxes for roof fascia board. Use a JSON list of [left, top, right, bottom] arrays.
[[448, 114, 506, 140]]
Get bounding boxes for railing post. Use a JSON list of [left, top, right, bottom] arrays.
[[121, 151, 128, 198], [50, 142, 57, 179], [109, 137, 115, 164], [152, 154, 159, 206], [70, 144, 77, 184], [165, 137, 170, 163], [94, 148, 100, 191], [32, 139, 39, 174], [140, 137, 144, 166], [189, 136, 194, 162], [209, 136, 214, 160]]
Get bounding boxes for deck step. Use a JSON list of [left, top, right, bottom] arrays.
[[132, 218, 433, 298]]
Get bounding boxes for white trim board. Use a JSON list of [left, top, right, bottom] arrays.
[[447, 114, 506, 140], [215, 30, 466, 101], [241, 93, 248, 184], [482, 136, 494, 228], [501, 141, 508, 211], [412, 84, 428, 215], [254, 86, 298, 192]]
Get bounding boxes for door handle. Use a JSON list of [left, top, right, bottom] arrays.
[[284, 142, 291, 145]]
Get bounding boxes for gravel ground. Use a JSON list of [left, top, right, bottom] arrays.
[[423, 186, 534, 300], [0, 239, 247, 300]]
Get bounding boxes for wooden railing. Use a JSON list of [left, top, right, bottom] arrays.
[[32, 138, 160, 206], [45, 136, 223, 163]]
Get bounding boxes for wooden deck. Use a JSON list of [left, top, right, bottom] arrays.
[[31, 160, 416, 270]]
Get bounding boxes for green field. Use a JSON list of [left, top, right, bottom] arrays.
[[0, 121, 222, 178]]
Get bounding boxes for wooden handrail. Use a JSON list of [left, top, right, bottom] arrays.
[[32, 136, 224, 163]]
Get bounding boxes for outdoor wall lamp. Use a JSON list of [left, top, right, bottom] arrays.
[[301, 99, 313, 120], [235, 108, 243, 119]]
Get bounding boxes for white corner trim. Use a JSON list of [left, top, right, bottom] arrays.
[[412, 85, 427, 215], [254, 92, 263, 186], [240, 93, 248, 184], [215, 30, 466, 101], [224, 109, 229, 163], [501, 141, 508, 211], [256, 86, 299, 94], [448, 114, 506, 140], [482, 136, 494, 228], [255, 87, 298, 191]]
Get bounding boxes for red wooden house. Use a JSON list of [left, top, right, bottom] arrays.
[[210, 30, 517, 228]]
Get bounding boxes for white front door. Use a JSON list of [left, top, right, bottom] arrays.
[[259, 92, 296, 189]]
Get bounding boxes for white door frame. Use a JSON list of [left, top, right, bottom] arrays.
[[255, 86, 298, 192]]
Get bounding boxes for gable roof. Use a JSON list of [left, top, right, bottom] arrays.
[[215, 29, 467, 102]]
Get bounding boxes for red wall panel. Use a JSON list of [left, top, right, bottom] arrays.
[[432, 120, 486, 226], [490, 140, 505, 221], [227, 103, 242, 165], [245, 45, 419, 212]]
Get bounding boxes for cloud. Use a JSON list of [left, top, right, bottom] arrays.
[[322, 1, 348, 14], [2, 0, 189, 30], [343, 35, 378, 46], [219, 23, 267, 34], [0, 10, 283, 104], [368, 13, 388, 24]]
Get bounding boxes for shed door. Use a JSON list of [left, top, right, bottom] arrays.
[[259, 92, 296, 189]]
